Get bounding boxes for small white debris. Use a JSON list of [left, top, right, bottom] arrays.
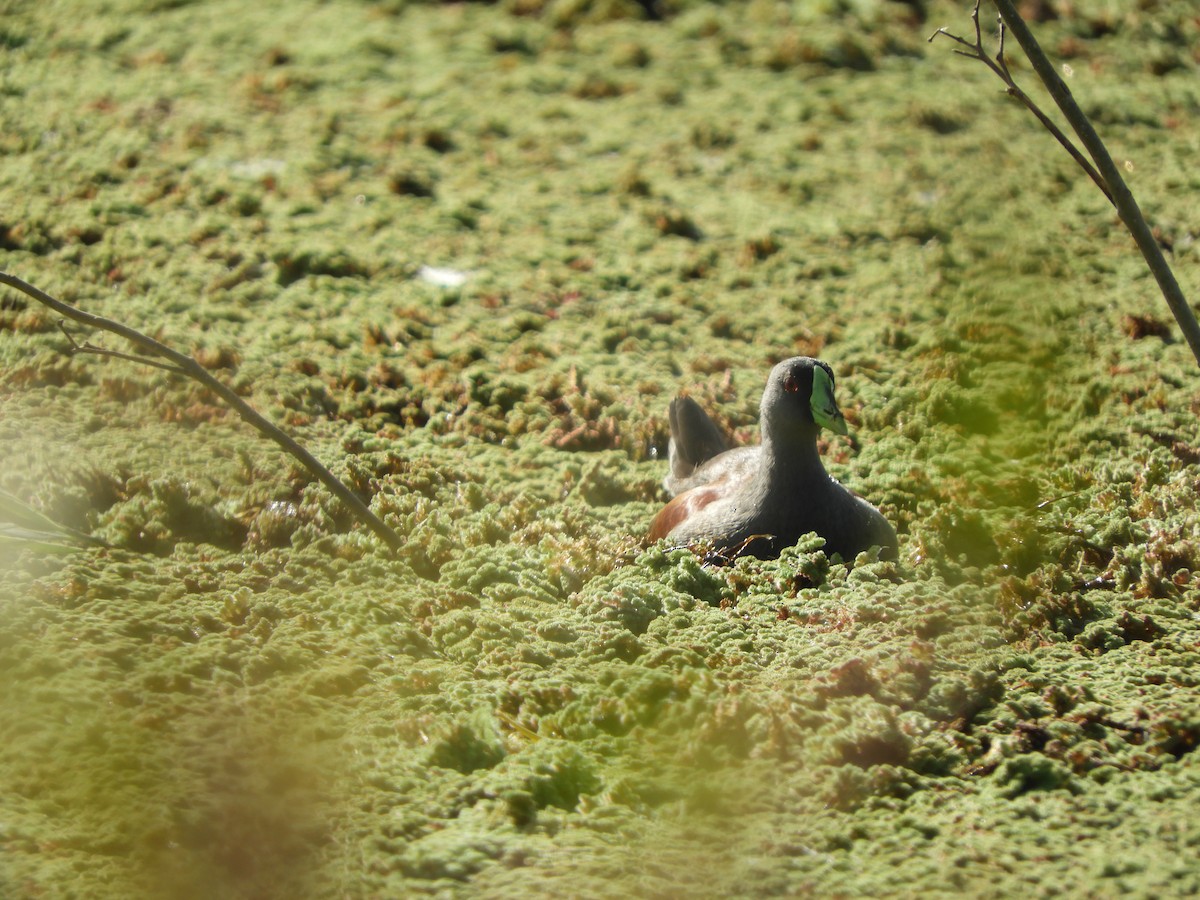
[[228, 158, 286, 180], [417, 266, 471, 288]]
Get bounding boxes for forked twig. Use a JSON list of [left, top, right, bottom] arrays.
[[930, 0, 1200, 368], [58, 320, 187, 374], [929, 1, 1111, 205], [2, 271, 404, 552]]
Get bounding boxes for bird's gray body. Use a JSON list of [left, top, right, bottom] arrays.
[[654, 359, 897, 561]]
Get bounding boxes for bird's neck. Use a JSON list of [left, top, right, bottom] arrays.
[[757, 428, 828, 489]]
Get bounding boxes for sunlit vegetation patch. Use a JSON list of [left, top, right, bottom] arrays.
[[3, 0, 1200, 895]]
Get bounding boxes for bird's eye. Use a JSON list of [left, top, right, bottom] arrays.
[[783, 374, 800, 393]]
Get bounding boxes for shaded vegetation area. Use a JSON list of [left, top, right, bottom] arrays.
[[2, 0, 1199, 896]]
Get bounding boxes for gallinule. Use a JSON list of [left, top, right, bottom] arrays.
[[650, 357, 897, 561]]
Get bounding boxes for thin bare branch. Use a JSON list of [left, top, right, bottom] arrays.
[[929, 2, 1112, 204], [987, 0, 1200, 367], [931, 1, 1200, 367], [3, 272, 405, 552], [59, 320, 188, 374]]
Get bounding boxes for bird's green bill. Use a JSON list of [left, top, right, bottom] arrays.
[[810, 365, 849, 435]]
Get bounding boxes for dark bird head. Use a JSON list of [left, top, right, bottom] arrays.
[[759, 357, 848, 445]]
